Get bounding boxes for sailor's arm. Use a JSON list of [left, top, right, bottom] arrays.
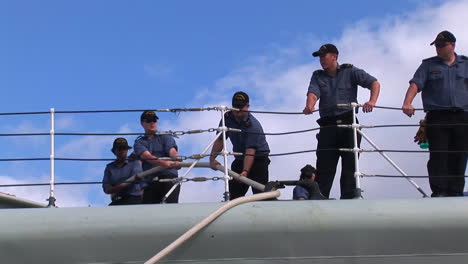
[[104, 183, 129, 195], [303, 93, 318, 114], [363, 81, 380, 113], [140, 151, 179, 169], [402, 82, 419, 117], [209, 138, 223, 170], [240, 148, 256, 177]]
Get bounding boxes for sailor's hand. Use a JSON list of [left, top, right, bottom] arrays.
[[363, 101, 375, 113], [303, 105, 315, 115], [240, 170, 248, 177], [414, 119, 427, 144], [402, 103, 415, 117], [209, 159, 221, 171], [134, 173, 144, 181], [170, 161, 181, 170]]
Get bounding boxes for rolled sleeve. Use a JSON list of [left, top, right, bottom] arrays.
[[353, 67, 377, 89], [133, 139, 148, 156], [163, 135, 178, 153], [102, 166, 111, 191], [409, 63, 427, 92], [307, 74, 321, 98], [245, 133, 260, 149], [293, 186, 309, 200]]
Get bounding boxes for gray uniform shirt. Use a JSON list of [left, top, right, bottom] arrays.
[[134, 135, 178, 180], [410, 54, 468, 111], [222, 112, 270, 160], [307, 64, 377, 117], [102, 160, 144, 197]]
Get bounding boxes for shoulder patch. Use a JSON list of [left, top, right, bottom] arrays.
[[128, 152, 140, 161], [341, 63, 353, 68], [460, 55, 468, 60], [313, 69, 324, 75]]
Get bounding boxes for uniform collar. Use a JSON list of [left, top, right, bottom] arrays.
[[229, 111, 250, 122], [435, 53, 460, 65], [455, 53, 465, 63], [112, 159, 129, 167]]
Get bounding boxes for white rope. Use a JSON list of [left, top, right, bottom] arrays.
[[143, 190, 281, 264]]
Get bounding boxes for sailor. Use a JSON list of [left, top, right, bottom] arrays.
[[293, 164, 327, 200], [303, 43, 381, 199], [134, 110, 182, 204], [102, 137, 144, 206], [209, 91, 270, 200], [402, 30, 468, 197]]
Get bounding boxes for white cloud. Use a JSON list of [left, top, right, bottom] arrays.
[[1, 120, 48, 147], [55, 116, 76, 130], [55, 123, 135, 158], [170, 0, 468, 201], [0, 174, 92, 207]]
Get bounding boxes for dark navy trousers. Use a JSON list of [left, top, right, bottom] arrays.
[[315, 112, 361, 199]]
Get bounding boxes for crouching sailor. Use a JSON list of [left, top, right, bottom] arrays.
[[293, 164, 327, 200], [102, 137, 144, 206]]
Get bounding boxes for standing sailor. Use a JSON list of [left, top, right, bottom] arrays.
[[303, 43, 380, 199], [402, 31, 468, 197], [134, 110, 182, 203]]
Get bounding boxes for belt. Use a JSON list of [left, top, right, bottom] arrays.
[[317, 112, 354, 126], [112, 194, 141, 202], [235, 154, 270, 161], [428, 109, 464, 114]]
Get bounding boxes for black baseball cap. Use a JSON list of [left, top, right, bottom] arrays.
[[232, 91, 249, 108], [140, 110, 159, 122], [312, 44, 339, 57], [112, 137, 132, 151], [430, 31, 456, 45]]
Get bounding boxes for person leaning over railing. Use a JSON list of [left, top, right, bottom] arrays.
[[209, 91, 271, 200], [402, 30, 468, 197], [102, 138, 145, 206], [303, 43, 381, 199], [134, 110, 182, 204]]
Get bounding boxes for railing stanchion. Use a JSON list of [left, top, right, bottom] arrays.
[[47, 108, 56, 207], [220, 106, 231, 201], [351, 103, 363, 199]]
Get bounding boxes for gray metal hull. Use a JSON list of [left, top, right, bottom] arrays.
[[1, 198, 468, 263]]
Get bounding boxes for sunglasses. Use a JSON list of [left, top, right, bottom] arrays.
[[143, 119, 157, 123]]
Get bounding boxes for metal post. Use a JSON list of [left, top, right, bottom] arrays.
[[351, 103, 363, 199], [220, 106, 231, 201], [358, 130, 429, 198], [47, 108, 56, 207]]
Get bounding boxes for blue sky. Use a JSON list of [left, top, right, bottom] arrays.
[[1, 0, 433, 110], [1, 0, 466, 206]]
